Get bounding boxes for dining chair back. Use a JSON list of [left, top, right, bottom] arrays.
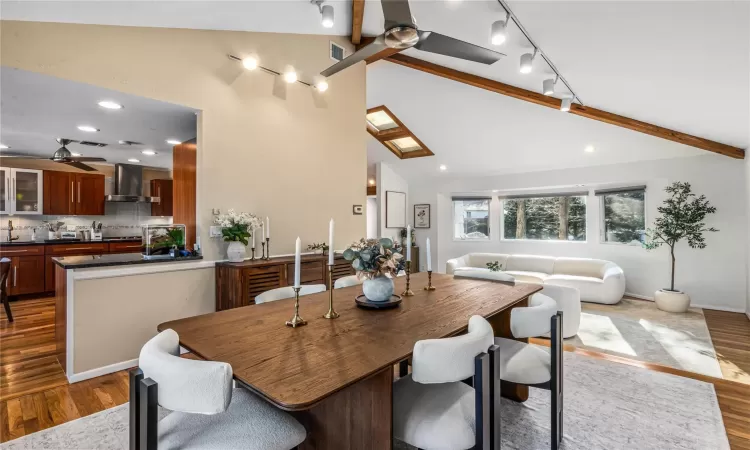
[[255, 284, 327, 304], [333, 275, 363, 289], [509, 293, 557, 339], [0, 258, 12, 323]]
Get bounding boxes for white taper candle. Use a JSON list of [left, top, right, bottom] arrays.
[[252, 228, 256, 249], [266, 217, 270, 238], [426, 237, 432, 271], [294, 237, 301, 288], [406, 225, 412, 261], [328, 218, 335, 266]]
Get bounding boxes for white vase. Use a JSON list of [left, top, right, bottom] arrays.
[[227, 241, 246, 262], [654, 289, 691, 313], [362, 275, 394, 302]]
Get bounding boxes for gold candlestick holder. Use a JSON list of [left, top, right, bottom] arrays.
[[402, 261, 415, 297], [323, 264, 340, 319], [285, 287, 307, 328], [264, 238, 271, 260], [424, 270, 436, 291]]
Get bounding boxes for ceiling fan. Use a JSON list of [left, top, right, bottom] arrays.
[[321, 0, 505, 77], [0, 138, 106, 171]]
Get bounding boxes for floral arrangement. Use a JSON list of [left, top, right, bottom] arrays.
[[307, 242, 329, 253], [343, 238, 404, 279], [213, 209, 262, 246], [487, 261, 502, 272]]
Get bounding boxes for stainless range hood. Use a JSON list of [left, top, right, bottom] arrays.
[[105, 164, 160, 203]]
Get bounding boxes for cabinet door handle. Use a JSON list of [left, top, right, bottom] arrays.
[[157, 187, 161, 204], [6, 178, 9, 211], [12, 178, 16, 212], [13, 265, 17, 287], [63, 247, 95, 251], [0, 249, 28, 254], [78, 182, 81, 203], [71, 181, 74, 203]]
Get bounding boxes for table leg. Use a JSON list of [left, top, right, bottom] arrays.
[[487, 296, 529, 403], [294, 366, 393, 450]]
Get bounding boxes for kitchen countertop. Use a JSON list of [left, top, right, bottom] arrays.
[[0, 238, 141, 247], [53, 253, 203, 269]]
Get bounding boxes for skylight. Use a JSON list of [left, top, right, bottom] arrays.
[[366, 106, 434, 160]]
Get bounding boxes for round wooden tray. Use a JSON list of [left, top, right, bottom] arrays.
[[355, 294, 402, 309]]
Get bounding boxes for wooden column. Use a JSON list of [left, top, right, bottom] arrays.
[[173, 141, 197, 250]]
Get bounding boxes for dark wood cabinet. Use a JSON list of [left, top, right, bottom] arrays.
[[150, 179, 173, 216], [43, 171, 104, 216], [0, 246, 46, 296], [215, 254, 354, 311], [44, 242, 109, 292], [43, 171, 75, 215], [74, 173, 105, 215], [108, 241, 143, 254]]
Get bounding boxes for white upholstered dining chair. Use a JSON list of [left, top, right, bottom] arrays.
[[130, 329, 306, 450], [254, 284, 326, 304], [393, 315, 498, 450], [492, 295, 564, 450], [333, 274, 363, 289]]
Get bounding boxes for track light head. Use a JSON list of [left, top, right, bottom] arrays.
[[519, 52, 534, 74], [560, 97, 572, 112], [543, 78, 555, 96], [284, 68, 298, 84], [242, 57, 258, 70], [321, 4, 334, 28], [315, 79, 329, 92], [490, 19, 507, 46]]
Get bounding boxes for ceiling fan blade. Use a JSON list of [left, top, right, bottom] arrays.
[[321, 35, 390, 77], [414, 31, 505, 65], [382, 0, 416, 29], [71, 157, 107, 162], [0, 152, 48, 159], [62, 161, 98, 172]]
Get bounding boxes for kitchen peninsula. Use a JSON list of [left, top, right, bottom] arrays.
[[53, 251, 211, 383]]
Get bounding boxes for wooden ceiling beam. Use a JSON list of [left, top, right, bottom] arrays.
[[384, 53, 744, 159], [351, 0, 365, 45]]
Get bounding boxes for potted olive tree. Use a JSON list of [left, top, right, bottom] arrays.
[[645, 182, 717, 312]]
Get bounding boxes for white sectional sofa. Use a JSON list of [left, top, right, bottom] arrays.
[[446, 253, 625, 305]]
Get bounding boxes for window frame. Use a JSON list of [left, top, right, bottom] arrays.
[[366, 105, 434, 160], [597, 187, 647, 246], [499, 193, 588, 243], [452, 197, 492, 242]]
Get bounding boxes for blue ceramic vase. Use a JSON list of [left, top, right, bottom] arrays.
[[362, 275, 394, 302]]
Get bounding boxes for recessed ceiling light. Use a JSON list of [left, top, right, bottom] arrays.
[[141, 149, 157, 156], [70, 152, 82, 157], [492, 189, 499, 193], [584, 145, 595, 153], [77, 125, 99, 132], [128, 158, 140, 163], [439, 164, 447, 171], [98, 100, 123, 110], [0, 144, 8, 149], [368, 179, 375, 186], [166, 139, 181, 145]]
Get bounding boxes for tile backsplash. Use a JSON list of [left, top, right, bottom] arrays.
[[1, 203, 172, 240]]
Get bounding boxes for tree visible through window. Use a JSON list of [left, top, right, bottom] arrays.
[[601, 190, 646, 244], [503, 196, 586, 241], [453, 199, 490, 240]]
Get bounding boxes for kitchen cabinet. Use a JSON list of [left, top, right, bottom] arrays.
[[108, 241, 143, 254], [150, 179, 173, 216], [1, 168, 43, 215], [44, 242, 109, 292], [0, 246, 45, 296], [43, 171, 105, 216]]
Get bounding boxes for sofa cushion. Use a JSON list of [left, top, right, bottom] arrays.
[[504, 271, 547, 284], [454, 269, 515, 283], [506, 255, 556, 275], [467, 253, 510, 270], [544, 274, 605, 303], [552, 257, 609, 279]]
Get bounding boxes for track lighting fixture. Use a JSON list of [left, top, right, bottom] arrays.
[[519, 49, 536, 74], [315, 80, 329, 92], [490, 12, 509, 46], [284, 69, 298, 84], [560, 97, 572, 112], [312, 0, 334, 29], [242, 57, 258, 70], [543, 76, 558, 96]]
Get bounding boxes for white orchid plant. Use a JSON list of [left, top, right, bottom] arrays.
[[213, 209, 262, 246]]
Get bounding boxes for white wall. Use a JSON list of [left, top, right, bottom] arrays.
[[376, 162, 409, 241], [409, 183, 438, 272], [419, 154, 746, 312], [366, 196, 377, 239]]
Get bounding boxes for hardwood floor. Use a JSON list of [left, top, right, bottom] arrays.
[[1, 295, 749, 448]]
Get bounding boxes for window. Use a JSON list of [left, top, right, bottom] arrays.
[[453, 198, 490, 240], [597, 187, 646, 244], [502, 194, 587, 241], [366, 106, 434, 159]]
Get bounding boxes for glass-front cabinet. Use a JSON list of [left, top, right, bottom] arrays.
[[0, 168, 43, 215]]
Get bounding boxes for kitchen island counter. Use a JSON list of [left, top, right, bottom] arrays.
[[53, 253, 202, 269]]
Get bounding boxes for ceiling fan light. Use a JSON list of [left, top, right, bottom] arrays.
[[321, 4, 334, 28], [560, 97, 572, 112], [543, 78, 555, 96], [519, 52, 534, 74], [242, 57, 258, 70], [490, 20, 507, 46]]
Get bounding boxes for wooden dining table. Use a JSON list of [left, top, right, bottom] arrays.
[[158, 272, 542, 450]]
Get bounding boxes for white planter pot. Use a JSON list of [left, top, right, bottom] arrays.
[[654, 289, 691, 313], [226, 241, 247, 262]]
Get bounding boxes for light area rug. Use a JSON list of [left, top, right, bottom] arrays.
[[2, 352, 729, 450], [568, 298, 723, 378]]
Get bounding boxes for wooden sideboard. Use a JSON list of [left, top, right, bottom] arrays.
[[215, 254, 354, 311]]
